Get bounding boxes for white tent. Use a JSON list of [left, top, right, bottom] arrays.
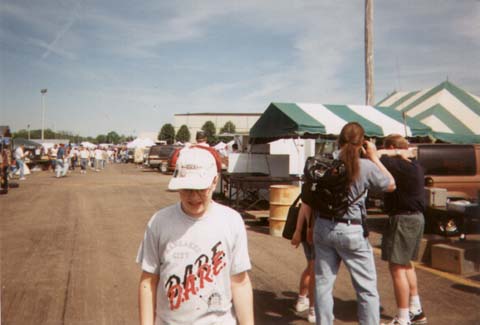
[[81, 141, 97, 149], [126, 137, 155, 149]]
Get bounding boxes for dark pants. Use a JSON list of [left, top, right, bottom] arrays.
[[1, 166, 8, 191]]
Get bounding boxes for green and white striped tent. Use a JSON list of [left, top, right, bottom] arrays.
[[377, 81, 480, 143], [249, 102, 431, 143]]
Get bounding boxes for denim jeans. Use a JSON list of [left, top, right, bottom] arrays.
[[55, 159, 64, 178], [313, 217, 379, 325], [15, 159, 24, 178], [80, 158, 88, 171]]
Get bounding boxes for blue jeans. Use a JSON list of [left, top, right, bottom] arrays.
[[15, 159, 24, 178], [80, 158, 88, 170], [313, 217, 379, 325]]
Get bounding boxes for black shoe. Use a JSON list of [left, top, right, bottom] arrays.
[[410, 311, 427, 324]]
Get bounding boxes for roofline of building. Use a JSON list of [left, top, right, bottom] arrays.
[[175, 112, 262, 117]]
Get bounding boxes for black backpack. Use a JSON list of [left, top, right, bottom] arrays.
[[302, 156, 350, 218]]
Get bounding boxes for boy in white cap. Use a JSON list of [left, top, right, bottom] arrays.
[[137, 146, 254, 325]]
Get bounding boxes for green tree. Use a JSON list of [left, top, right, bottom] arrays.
[[13, 129, 28, 138], [219, 121, 236, 142], [106, 131, 121, 144], [96, 134, 107, 144], [201, 121, 217, 144], [175, 125, 191, 143], [159, 123, 175, 144]]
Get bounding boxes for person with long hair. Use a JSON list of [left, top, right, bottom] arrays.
[[313, 122, 395, 324]]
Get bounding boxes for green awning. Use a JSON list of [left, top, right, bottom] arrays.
[[250, 102, 431, 143]]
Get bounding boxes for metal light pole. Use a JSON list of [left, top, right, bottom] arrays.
[[41, 88, 48, 140], [27, 124, 31, 140]]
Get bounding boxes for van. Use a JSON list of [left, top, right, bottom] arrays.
[[417, 144, 480, 201], [147, 145, 183, 172]]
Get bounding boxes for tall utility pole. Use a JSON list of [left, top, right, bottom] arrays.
[[365, 0, 374, 105], [41, 88, 48, 140]]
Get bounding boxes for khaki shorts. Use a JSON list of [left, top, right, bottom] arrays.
[[381, 212, 424, 265]]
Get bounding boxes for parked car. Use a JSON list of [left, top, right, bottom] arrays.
[[415, 144, 480, 236], [147, 145, 183, 172], [417, 144, 480, 201], [166, 147, 183, 174]]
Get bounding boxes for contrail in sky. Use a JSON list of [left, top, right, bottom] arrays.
[[42, 2, 81, 59]]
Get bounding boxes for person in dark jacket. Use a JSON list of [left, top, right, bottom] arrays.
[[380, 134, 427, 325]]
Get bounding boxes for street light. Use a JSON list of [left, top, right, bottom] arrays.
[[41, 88, 48, 140], [27, 124, 30, 140]]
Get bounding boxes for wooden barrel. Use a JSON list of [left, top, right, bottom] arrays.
[[269, 185, 300, 237]]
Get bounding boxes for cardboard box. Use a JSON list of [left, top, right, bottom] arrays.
[[431, 243, 478, 274], [425, 187, 447, 207]]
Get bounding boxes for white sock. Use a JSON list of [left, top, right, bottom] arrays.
[[298, 294, 307, 301], [409, 295, 422, 313], [398, 308, 410, 323]]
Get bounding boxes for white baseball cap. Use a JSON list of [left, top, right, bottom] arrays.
[[168, 147, 218, 191]]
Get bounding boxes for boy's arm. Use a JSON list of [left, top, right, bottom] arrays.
[[231, 271, 254, 325], [138, 271, 159, 325]]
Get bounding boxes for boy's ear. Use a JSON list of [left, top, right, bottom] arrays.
[[211, 176, 219, 188]]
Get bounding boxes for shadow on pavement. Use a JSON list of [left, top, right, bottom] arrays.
[[245, 219, 270, 235], [451, 283, 480, 295], [253, 289, 306, 324]]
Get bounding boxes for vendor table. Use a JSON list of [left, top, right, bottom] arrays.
[[221, 172, 300, 211]]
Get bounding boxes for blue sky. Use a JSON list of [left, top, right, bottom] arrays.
[[1, 0, 479, 137]]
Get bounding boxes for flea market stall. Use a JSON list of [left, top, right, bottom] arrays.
[[242, 102, 432, 235]]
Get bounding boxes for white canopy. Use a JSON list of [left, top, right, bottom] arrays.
[[81, 141, 97, 149], [126, 137, 156, 149]]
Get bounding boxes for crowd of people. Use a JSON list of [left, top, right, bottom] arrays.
[[45, 144, 122, 177], [0, 142, 133, 192]]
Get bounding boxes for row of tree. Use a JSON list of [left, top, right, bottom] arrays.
[[12, 120, 237, 145], [158, 120, 236, 144], [12, 129, 134, 145]]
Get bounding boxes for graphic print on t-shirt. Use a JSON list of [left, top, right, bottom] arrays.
[[165, 241, 227, 311]]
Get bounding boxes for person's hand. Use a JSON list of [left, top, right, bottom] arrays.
[[398, 150, 412, 162], [363, 140, 378, 160], [291, 230, 301, 248]]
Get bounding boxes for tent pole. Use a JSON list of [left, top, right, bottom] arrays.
[[402, 111, 408, 137]]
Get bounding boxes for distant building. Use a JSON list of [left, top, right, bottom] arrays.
[[173, 113, 262, 141]]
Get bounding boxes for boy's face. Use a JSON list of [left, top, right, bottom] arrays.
[[178, 178, 217, 217]]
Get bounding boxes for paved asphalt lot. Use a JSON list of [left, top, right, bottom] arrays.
[[1, 163, 479, 324]]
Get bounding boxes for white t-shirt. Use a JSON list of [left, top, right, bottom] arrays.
[[79, 150, 89, 159], [136, 201, 251, 325], [50, 148, 58, 158], [14, 147, 24, 160], [94, 149, 103, 160]]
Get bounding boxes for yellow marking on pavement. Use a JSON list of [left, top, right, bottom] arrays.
[[372, 247, 480, 289]]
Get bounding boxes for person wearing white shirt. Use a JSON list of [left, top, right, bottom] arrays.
[[79, 146, 89, 174], [14, 145, 26, 180]]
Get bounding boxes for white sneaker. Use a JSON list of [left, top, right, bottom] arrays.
[[307, 307, 316, 323], [295, 296, 309, 312], [382, 317, 411, 325], [19, 177, 26, 180]]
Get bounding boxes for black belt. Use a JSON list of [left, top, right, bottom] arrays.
[[389, 210, 421, 216], [317, 214, 362, 225]]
